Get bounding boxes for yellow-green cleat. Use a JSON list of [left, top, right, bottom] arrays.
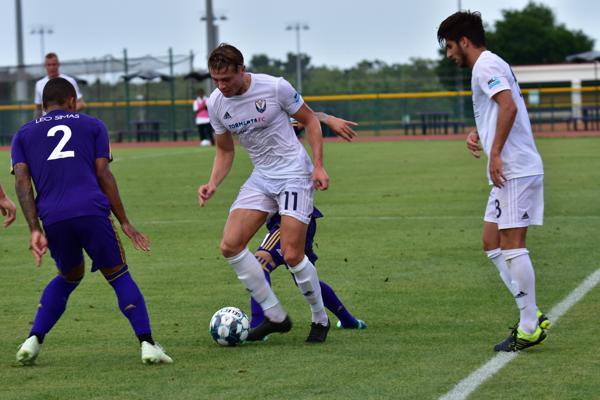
[[494, 325, 547, 352], [537, 309, 551, 330]]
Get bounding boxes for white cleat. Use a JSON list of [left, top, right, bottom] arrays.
[[17, 336, 41, 365], [141, 341, 173, 364]]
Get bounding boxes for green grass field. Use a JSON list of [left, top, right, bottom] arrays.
[[0, 137, 599, 400]]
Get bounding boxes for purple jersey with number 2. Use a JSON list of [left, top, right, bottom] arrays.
[[11, 110, 111, 226]]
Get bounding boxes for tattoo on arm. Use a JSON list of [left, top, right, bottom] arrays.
[[314, 112, 330, 124], [14, 164, 42, 232]]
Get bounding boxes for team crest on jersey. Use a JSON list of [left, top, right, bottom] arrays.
[[223, 111, 232, 119], [255, 99, 267, 113]]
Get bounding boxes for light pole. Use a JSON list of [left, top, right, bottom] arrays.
[[30, 25, 53, 62], [286, 23, 309, 93], [201, 0, 227, 91], [15, 0, 27, 102]]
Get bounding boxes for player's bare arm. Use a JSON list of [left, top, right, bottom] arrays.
[[313, 111, 358, 142], [293, 104, 329, 190], [198, 132, 235, 207], [466, 130, 482, 158], [490, 89, 517, 188], [13, 163, 48, 265], [0, 183, 17, 227], [95, 157, 150, 251]]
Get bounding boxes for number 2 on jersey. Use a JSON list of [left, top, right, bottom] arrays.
[[47, 125, 75, 160]]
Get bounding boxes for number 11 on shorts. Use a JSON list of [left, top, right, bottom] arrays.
[[283, 191, 298, 211]]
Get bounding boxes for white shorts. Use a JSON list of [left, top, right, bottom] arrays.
[[484, 175, 544, 230], [230, 173, 314, 225]]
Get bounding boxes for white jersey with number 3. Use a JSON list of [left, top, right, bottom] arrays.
[[207, 73, 312, 179], [471, 51, 543, 184]]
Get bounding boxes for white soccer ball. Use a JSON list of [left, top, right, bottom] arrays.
[[209, 307, 250, 346], [200, 139, 212, 147]]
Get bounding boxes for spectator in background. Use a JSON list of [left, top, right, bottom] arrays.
[[34, 53, 85, 118], [193, 88, 214, 146]]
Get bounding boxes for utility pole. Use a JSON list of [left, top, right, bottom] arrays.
[[15, 0, 27, 103], [202, 0, 226, 91], [286, 23, 309, 93], [30, 25, 53, 62]]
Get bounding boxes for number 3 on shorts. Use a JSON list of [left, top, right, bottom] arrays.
[[47, 125, 75, 161], [495, 199, 502, 218]]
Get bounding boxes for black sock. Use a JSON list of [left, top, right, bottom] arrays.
[[137, 333, 154, 345]]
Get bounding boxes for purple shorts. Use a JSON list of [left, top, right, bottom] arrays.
[[44, 215, 126, 274]]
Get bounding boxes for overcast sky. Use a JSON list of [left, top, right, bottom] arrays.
[[2, 0, 599, 70]]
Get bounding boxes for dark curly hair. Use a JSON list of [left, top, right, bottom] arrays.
[[437, 11, 486, 48]]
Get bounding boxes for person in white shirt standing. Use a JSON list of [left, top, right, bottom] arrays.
[[193, 88, 214, 146], [437, 11, 550, 352], [34, 53, 84, 118], [198, 44, 331, 343]]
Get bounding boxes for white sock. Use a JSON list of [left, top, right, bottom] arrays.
[[503, 248, 538, 334], [227, 248, 285, 323], [288, 256, 328, 325], [486, 248, 519, 296]]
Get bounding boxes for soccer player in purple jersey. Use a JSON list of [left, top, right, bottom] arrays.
[[0, 183, 17, 227], [11, 77, 172, 365], [250, 207, 367, 331]]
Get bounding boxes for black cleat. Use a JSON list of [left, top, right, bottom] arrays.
[[493, 325, 547, 352], [246, 315, 292, 342], [306, 319, 330, 343]]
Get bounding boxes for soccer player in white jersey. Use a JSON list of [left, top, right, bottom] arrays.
[[437, 11, 549, 352], [198, 44, 331, 343], [34, 53, 85, 118]]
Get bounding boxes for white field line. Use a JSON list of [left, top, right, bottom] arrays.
[[439, 267, 600, 400]]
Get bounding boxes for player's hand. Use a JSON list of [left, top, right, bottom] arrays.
[[312, 166, 329, 191], [489, 155, 506, 188], [198, 183, 216, 207], [30, 230, 48, 266], [328, 116, 358, 142], [466, 130, 481, 158], [121, 222, 150, 251], [0, 195, 17, 227]]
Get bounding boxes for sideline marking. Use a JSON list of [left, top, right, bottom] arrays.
[[439, 267, 600, 400]]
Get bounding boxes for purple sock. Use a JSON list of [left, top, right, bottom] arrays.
[[30, 275, 81, 343], [320, 281, 358, 328], [250, 259, 274, 328], [105, 265, 152, 339]]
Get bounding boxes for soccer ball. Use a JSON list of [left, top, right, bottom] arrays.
[[200, 139, 212, 147], [209, 307, 250, 346]]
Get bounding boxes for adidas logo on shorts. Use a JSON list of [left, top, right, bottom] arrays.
[[521, 212, 529, 219], [223, 112, 232, 119]]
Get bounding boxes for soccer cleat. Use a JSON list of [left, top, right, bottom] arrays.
[[306, 319, 330, 343], [336, 319, 368, 330], [246, 315, 292, 342], [537, 309, 551, 330], [141, 342, 173, 364], [16, 336, 41, 365], [493, 325, 547, 352]]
